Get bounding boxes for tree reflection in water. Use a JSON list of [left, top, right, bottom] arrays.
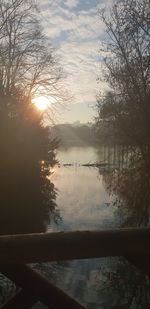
[[0, 120, 61, 302], [96, 150, 150, 308], [95, 257, 150, 309], [102, 154, 150, 227], [0, 156, 59, 235]]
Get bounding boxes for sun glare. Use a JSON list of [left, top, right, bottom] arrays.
[[32, 96, 49, 111]]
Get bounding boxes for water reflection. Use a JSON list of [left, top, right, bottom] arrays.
[[50, 166, 117, 231], [102, 158, 150, 227], [46, 146, 150, 308], [56, 146, 100, 165], [0, 158, 58, 303], [0, 160, 57, 235]]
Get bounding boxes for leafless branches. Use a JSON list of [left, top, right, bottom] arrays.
[[96, 0, 150, 148], [0, 0, 65, 111]]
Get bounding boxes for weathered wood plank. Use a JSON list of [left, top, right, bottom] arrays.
[[0, 289, 36, 309], [0, 228, 149, 263], [1, 264, 85, 309]]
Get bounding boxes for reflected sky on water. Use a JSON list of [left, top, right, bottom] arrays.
[[43, 147, 150, 309], [50, 166, 116, 231], [56, 146, 99, 165], [49, 146, 119, 232]]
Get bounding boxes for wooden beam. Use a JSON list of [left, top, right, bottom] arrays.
[[1, 264, 85, 309], [0, 228, 150, 263], [125, 255, 150, 277], [0, 289, 36, 309]]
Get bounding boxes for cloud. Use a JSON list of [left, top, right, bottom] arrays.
[[38, 0, 111, 122], [40, 2, 105, 41], [64, 0, 79, 8]]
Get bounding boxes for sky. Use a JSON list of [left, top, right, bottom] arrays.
[[38, 0, 111, 123]]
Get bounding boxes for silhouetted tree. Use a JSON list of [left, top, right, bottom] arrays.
[[0, 0, 63, 97], [96, 0, 150, 164], [0, 0, 61, 234]]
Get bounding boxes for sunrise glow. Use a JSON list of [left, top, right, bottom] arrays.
[[32, 96, 49, 111]]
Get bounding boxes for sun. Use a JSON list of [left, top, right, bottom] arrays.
[[32, 96, 49, 111]]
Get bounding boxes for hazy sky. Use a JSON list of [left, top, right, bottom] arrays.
[[39, 0, 111, 123]]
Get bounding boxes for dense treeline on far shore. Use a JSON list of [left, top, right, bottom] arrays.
[[51, 123, 99, 147], [51, 122, 131, 147]]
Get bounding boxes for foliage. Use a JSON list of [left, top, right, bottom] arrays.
[[0, 0, 61, 234]]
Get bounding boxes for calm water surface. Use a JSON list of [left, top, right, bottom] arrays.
[[49, 147, 118, 231], [38, 147, 150, 309]]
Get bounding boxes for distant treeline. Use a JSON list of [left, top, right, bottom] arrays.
[[50, 123, 99, 147], [50, 123, 126, 147]]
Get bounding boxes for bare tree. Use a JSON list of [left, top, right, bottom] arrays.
[[0, 0, 64, 117], [96, 0, 150, 157]]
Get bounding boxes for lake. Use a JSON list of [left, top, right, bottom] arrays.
[[35, 146, 150, 309], [49, 146, 119, 232]]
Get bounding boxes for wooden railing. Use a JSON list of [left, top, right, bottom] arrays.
[[0, 228, 150, 308]]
